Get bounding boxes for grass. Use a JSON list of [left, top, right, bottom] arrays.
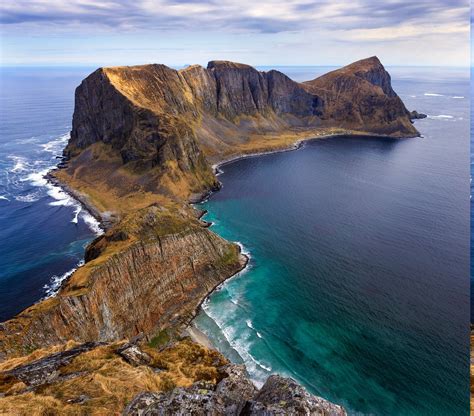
[[0, 339, 228, 415], [217, 245, 240, 268], [148, 330, 170, 348]]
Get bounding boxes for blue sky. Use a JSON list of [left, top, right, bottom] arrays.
[[0, 0, 469, 67]]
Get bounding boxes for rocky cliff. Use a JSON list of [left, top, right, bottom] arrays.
[[57, 56, 420, 214], [0, 205, 244, 357], [0, 57, 422, 414]]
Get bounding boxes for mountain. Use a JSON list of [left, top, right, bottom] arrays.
[[0, 57, 423, 414], [59, 57, 419, 213]]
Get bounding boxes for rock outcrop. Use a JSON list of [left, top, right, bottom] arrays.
[[123, 365, 346, 416]]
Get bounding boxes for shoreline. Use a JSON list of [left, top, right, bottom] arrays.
[[183, 129, 416, 350], [12, 129, 412, 342], [183, 324, 215, 350], [211, 130, 413, 174]]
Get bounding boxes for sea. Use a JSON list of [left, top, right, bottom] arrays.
[[0, 65, 469, 415]]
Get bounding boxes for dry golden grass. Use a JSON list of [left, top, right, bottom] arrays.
[[0, 339, 227, 416]]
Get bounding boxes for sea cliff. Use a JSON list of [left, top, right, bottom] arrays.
[[0, 56, 422, 414]]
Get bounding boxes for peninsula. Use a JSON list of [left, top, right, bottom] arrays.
[[0, 57, 422, 414]]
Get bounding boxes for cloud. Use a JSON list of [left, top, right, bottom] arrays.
[[0, 0, 469, 39]]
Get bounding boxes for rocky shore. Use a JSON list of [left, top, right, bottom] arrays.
[[0, 56, 424, 414]]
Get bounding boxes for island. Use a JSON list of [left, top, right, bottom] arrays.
[[0, 56, 422, 414]]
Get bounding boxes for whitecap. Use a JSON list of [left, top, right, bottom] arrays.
[[452, 96, 464, 99], [47, 186, 75, 207], [24, 168, 49, 187], [81, 211, 103, 236], [424, 93, 444, 97], [8, 155, 29, 173], [0, 195, 9, 201], [72, 206, 82, 224], [236, 241, 251, 258], [15, 193, 40, 203], [428, 115, 454, 120], [201, 306, 270, 386], [42, 260, 84, 298], [41, 133, 70, 154]]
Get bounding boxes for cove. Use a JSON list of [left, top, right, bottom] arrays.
[[194, 133, 469, 415]]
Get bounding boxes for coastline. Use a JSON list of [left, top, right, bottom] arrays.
[[210, 129, 414, 174], [34, 129, 409, 344], [183, 129, 417, 351]]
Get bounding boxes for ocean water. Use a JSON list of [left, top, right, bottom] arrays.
[[0, 67, 100, 321], [194, 67, 470, 415]]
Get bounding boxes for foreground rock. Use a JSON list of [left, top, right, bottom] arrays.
[[124, 365, 346, 416]]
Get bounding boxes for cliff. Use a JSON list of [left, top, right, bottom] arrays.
[[0, 57, 422, 414], [0, 205, 244, 357], [56, 56, 419, 216]]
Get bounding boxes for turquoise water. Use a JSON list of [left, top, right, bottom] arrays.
[[194, 67, 469, 415]]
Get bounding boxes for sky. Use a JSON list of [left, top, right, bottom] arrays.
[[0, 0, 470, 67]]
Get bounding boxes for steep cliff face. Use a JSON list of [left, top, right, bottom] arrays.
[[61, 57, 419, 210], [303, 56, 415, 136], [67, 60, 326, 166], [0, 206, 245, 357]]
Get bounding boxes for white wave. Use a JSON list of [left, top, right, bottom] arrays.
[[24, 168, 49, 187], [0, 195, 9, 201], [15, 193, 41, 203], [201, 305, 271, 385], [452, 96, 464, 99], [43, 260, 84, 298], [409, 95, 417, 98], [48, 186, 75, 207], [24, 165, 103, 236], [424, 93, 444, 97], [253, 359, 272, 372], [15, 136, 39, 145], [72, 205, 81, 223], [236, 241, 251, 258], [8, 155, 29, 173], [81, 211, 103, 236], [428, 114, 454, 120], [41, 133, 70, 154], [246, 319, 264, 339]]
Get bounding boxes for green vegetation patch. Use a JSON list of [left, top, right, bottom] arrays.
[[148, 329, 170, 348]]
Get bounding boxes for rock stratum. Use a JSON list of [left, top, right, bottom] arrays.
[[0, 57, 422, 414]]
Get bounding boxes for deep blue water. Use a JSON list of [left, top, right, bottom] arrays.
[[0, 67, 99, 320], [0, 65, 469, 415], [194, 67, 470, 415]]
